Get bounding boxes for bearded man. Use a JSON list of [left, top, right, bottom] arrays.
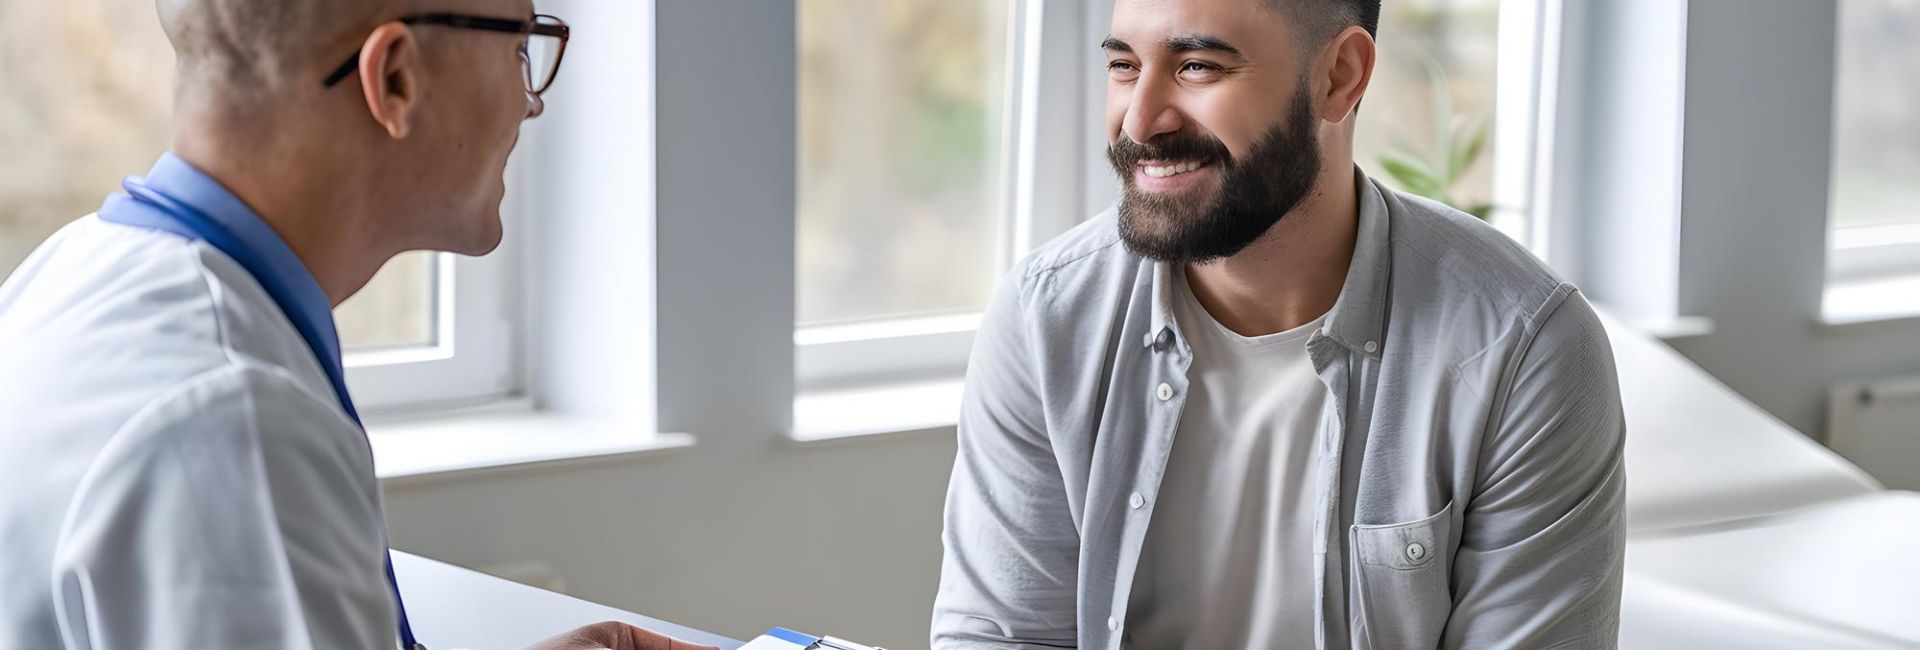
[[930, 0, 1626, 648]]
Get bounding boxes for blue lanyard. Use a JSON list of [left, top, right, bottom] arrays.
[[103, 178, 422, 650]]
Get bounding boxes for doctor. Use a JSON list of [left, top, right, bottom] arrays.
[[0, 1, 705, 649]]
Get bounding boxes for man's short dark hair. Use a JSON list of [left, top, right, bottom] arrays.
[[1269, 0, 1382, 43]]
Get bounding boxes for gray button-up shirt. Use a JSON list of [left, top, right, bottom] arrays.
[[933, 170, 1626, 649]]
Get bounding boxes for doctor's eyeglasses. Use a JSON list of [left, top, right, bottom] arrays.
[[322, 13, 570, 100]]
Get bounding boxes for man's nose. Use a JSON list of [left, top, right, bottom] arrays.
[[1120, 77, 1183, 145], [525, 92, 545, 120]]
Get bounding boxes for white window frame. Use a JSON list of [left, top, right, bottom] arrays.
[[793, 0, 1092, 393], [1493, 0, 1561, 251], [796, 314, 979, 391], [1829, 225, 1920, 286], [1823, 223, 1920, 324], [1820, 1, 1920, 325], [344, 169, 523, 413]]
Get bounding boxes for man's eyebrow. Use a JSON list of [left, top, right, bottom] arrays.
[[1165, 34, 1244, 58], [1100, 36, 1131, 52]]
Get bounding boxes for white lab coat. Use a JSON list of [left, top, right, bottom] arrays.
[[0, 216, 398, 649]]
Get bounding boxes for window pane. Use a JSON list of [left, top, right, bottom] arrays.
[[335, 252, 438, 350], [1356, 0, 1502, 219], [796, 0, 1010, 326], [1831, 0, 1920, 230], [0, 0, 435, 351]]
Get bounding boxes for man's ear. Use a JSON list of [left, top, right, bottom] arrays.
[[357, 22, 420, 139], [1315, 25, 1376, 123]]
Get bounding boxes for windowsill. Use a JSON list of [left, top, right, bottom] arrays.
[[368, 402, 695, 488], [1821, 275, 1920, 328], [789, 378, 963, 443]]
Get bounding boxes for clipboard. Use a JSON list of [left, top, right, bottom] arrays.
[[737, 627, 890, 650]]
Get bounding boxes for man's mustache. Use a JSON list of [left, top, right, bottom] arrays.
[[1108, 130, 1235, 171]]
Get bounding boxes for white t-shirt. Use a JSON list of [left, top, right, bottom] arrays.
[[1124, 269, 1330, 649]]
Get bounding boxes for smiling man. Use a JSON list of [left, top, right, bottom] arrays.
[[931, 0, 1625, 648]]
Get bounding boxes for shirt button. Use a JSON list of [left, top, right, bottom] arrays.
[[1364, 340, 1379, 353], [1406, 542, 1427, 562], [1107, 617, 1119, 631], [1156, 383, 1174, 401], [1129, 492, 1146, 509]]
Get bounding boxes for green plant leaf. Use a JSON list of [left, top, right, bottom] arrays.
[[1450, 118, 1489, 180], [1465, 203, 1495, 222], [1379, 151, 1445, 199]]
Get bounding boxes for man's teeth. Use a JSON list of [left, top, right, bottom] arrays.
[[1142, 161, 1204, 178]]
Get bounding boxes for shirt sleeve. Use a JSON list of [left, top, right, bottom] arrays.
[[931, 268, 1081, 650], [49, 362, 398, 650], [1443, 291, 1628, 648]]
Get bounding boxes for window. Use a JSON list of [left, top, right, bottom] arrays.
[[1830, 0, 1920, 233], [1356, 0, 1506, 226], [0, 1, 514, 409], [335, 252, 438, 349], [1824, 0, 1920, 323], [794, 0, 1013, 388]]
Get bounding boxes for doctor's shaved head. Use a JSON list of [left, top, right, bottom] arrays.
[[156, 0, 390, 101], [155, 0, 546, 268]]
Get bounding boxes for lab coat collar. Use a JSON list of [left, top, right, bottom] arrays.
[[113, 152, 350, 421]]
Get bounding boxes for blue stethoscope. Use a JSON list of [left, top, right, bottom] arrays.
[[105, 178, 424, 650]]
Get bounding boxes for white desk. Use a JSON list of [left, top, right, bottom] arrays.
[[1605, 314, 1920, 646], [1622, 492, 1920, 648], [393, 552, 744, 650], [1605, 315, 1881, 534]]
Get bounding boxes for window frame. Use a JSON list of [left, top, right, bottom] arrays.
[[1823, 223, 1920, 324], [792, 0, 1089, 393], [1492, 0, 1560, 251], [1829, 224, 1920, 286], [345, 162, 524, 413], [1821, 0, 1920, 324]]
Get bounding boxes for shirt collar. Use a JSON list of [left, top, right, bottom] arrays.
[[1145, 166, 1392, 359], [1148, 259, 1181, 349], [138, 151, 345, 375], [1321, 167, 1393, 358]]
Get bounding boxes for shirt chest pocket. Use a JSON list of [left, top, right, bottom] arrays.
[[1349, 501, 1454, 650]]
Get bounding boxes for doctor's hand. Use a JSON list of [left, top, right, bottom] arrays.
[[523, 621, 721, 650]]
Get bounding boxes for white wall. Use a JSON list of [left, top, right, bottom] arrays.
[[1544, 0, 1689, 328], [1662, 0, 1920, 437], [384, 433, 957, 648]]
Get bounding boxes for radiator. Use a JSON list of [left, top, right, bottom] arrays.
[[1827, 376, 1920, 491]]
